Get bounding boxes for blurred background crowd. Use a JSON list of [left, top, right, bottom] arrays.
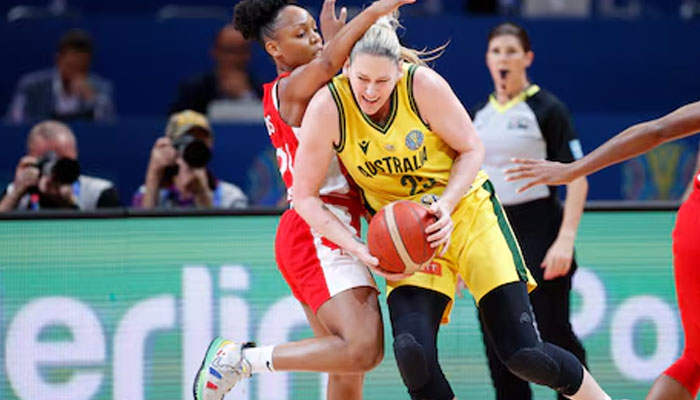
[[1, 0, 699, 211]]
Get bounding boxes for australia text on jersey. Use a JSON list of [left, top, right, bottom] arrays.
[[356, 144, 428, 178]]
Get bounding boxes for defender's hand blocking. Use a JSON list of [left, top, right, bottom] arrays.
[[504, 158, 578, 193], [319, 0, 347, 42]]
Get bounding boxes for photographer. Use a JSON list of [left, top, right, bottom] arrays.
[[0, 120, 120, 211], [133, 110, 248, 209]]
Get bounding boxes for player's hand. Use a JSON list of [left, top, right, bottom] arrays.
[[371, 0, 416, 16], [349, 240, 411, 281], [426, 200, 453, 257], [504, 158, 577, 193], [348, 240, 379, 268], [369, 263, 412, 282], [541, 236, 574, 280], [319, 0, 347, 42]]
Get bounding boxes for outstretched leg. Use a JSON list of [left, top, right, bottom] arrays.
[[194, 287, 383, 400]]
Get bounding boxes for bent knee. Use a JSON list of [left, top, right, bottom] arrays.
[[346, 336, 383, 372], [346, 345, 382, 372]]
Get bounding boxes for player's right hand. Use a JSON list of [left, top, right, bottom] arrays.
[[319, 0, 347, 42]]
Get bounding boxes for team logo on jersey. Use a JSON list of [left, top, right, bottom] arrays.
[[359, 140, 370, 154], [405, 130, 424, 151]]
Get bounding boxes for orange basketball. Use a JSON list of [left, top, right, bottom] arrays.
[[367, 200, 437, 274]]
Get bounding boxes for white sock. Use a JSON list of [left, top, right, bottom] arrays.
[[243, 345, 275, 374]]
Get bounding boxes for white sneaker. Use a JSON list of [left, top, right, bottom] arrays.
[[193, 337, 254, 400]]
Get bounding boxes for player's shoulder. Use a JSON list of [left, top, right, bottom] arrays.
[[409, 64, 447, 91], [309, 84, 335, 108]]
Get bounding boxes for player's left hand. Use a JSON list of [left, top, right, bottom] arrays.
[[504, 158, 577, 193], [426, 200, 453, 257], [319, 0, 347, 43], [541, 236, 574, 280]]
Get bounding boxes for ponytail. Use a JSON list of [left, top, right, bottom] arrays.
[[350, 13, 446, 67]]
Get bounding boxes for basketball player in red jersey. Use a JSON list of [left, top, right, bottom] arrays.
[[192, 1, 414, 400], [506, 100, 700, 400]]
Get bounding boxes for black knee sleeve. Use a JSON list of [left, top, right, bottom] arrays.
[[393, 333, 429, 391], [389, 286, 455, 400], [504, 343, 584, 396], [480, 282, 585, 397]]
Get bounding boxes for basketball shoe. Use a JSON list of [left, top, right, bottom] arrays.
[[193, 337, 255, 400]]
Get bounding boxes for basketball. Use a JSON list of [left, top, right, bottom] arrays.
[[367, 200, 437, 274]]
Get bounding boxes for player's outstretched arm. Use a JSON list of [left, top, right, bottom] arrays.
[[506, 100, 700, 192], [280, 0, 415, 126]]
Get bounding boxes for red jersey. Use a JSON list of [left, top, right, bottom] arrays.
[[262, 74, 357, 205]]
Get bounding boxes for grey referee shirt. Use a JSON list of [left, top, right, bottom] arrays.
[[473, 85, 583, 206]]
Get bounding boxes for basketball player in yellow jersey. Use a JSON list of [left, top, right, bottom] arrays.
[[293, 16, 613, 400]]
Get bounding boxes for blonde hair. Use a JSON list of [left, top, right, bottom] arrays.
[[349, 14, 446, 67]]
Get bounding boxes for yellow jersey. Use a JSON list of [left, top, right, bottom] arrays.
[[329, 63, 488, 214]]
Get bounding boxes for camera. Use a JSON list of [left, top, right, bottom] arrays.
[[36, 151, 80, 184], [172, 134, 211, 168]]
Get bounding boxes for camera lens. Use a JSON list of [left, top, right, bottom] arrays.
[[173, 135, 211, 168], [52, 158, 81, 184], [182, 140, 211, 168], [37, 152, 80, 184]]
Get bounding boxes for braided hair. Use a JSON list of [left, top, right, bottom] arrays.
[[233, 0, 294, 43]]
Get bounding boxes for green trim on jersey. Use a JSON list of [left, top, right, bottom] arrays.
[[482, 180, 529, 282], [407, 64, 430, 130], [328, 82, 347, 153], [488, 84, 541, 113]]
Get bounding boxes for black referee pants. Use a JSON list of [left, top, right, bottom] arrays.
[[478, 197, 587, 400]]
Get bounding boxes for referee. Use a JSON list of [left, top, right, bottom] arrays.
[[472, 22, 588, 400]]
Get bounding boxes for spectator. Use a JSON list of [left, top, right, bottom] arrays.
[[169, 25, 261, 115], [0, 120, 120, 211], [133, 110, 248, 209], [5, 29, 116, 124]]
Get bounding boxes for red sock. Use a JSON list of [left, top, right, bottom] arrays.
[[664, 350, 700, 397]]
